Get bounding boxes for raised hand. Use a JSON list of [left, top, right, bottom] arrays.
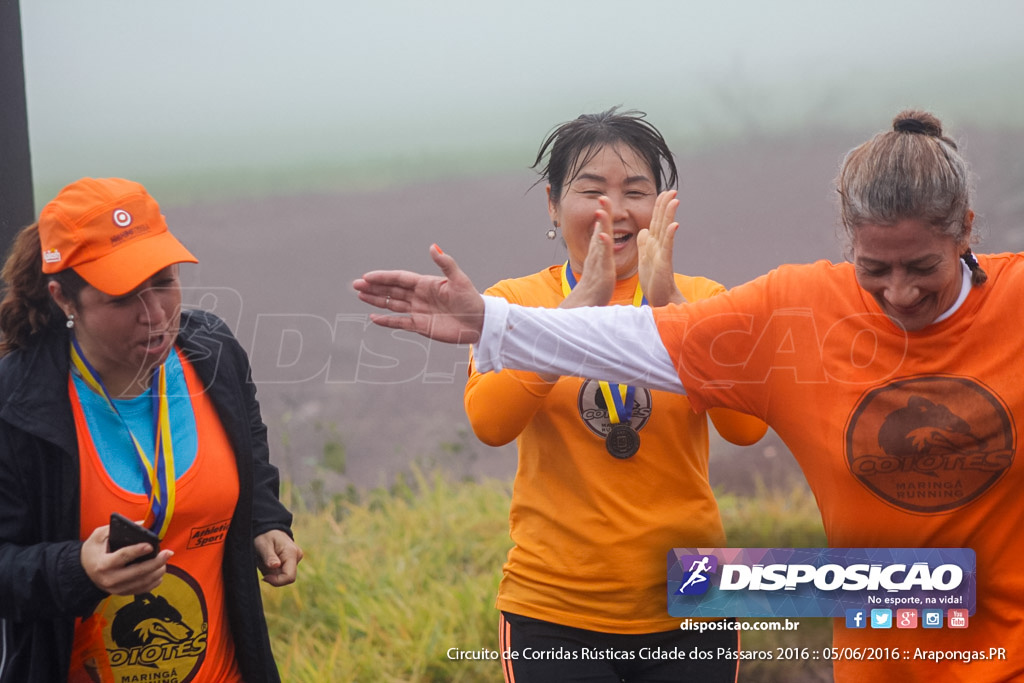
[[562, 198, 616, 308], [638, 190, 685, 306], [353, 244, 486, 343]]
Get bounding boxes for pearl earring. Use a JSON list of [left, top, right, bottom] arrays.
[[66, 314, 75, 329], [546, 222, 558, 240]]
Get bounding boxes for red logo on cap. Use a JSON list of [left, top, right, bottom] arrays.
[[112, 209, 132, 228]]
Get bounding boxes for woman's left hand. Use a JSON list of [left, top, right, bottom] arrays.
[[638, 190, 685, 306], [254, 529, 303, 587]]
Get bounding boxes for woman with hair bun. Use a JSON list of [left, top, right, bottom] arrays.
[[357, 109, 1024, 681]]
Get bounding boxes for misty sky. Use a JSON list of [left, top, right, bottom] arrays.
[[20, 0, 1024, 194]]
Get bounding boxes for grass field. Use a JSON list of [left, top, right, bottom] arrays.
[[261, 470, 833, 682]]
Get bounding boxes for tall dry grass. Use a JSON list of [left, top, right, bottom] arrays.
[[262, 470, 832, 682]]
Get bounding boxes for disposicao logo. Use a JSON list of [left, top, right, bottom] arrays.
[[667, 548, 975, 619], [716, 560, 961, 592]]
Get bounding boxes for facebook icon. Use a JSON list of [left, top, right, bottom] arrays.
[[845, 609, 867, 629]]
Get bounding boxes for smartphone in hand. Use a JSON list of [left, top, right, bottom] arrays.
[[108, 512, 160, 564]]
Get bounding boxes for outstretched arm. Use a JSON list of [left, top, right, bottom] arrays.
[[353, 244, 486, 343], [472, 297, 685, 393], [354, 238, 685, 393], [354, 210, 618, 344]]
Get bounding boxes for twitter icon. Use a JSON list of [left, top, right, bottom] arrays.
[[870, 609, 892, 629]]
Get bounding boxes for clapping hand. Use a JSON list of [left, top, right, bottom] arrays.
[[561, 198, 617, 308], [638, 190, 685, 306]]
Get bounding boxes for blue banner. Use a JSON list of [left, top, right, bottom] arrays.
[[668, 548, 975, 618]]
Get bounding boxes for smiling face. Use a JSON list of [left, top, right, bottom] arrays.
[[548, 143, 657, 280], [852, 219, 968, 331], [51, 265, 183, 397]]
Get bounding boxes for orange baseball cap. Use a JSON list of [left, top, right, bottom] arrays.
[[38, 177, 198, 296]]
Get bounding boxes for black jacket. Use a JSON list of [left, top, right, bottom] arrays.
[[0, 309, 293, 682]]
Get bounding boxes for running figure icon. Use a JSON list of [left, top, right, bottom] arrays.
[[679, 556, 713, 594]]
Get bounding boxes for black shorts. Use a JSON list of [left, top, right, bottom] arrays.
[[498, 611, 739, 683]]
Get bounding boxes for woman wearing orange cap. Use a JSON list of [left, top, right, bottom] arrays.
[[0, 178, 301, 683]]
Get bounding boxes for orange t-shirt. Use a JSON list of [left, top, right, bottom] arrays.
[[654, 255, 1024, 682], [467, 266, 765, 633], [69, 350, 242, 683]]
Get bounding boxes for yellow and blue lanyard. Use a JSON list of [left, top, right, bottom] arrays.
[[70, 338, 176, 540], [560, 262, 645, 425]]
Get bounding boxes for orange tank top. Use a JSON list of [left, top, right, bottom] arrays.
[[68, 349, 242, 683]]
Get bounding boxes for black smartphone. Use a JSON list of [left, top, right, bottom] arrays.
[[108, 512, 160, 564]]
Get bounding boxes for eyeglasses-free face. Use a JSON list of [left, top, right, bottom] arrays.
[[853, 219, 968, 332], [548, 143, 658, 281]]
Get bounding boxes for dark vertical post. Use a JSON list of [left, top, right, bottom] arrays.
[[1, 0, 35, 251]]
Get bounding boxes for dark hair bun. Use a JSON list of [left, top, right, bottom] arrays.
[[893, 110, 943, 137]]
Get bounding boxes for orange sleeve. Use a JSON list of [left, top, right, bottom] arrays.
[[677, 274, 768, 445], [464, 274, 562, 446], [706, 407, 768, 445], [464, 352, 556, 447]]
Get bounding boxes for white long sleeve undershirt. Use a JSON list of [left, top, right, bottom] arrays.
[[472, 295, 686, 394], [470, 263, 974, 399]]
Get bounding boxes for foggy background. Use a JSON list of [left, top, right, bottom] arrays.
[[20, 1, 1024, 493]]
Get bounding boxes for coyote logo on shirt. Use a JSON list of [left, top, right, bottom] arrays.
[[96, 565, 208, 680], [847, 376, 1014, 512], [878, 396, 986, 468], [112, 593, 194, 649]]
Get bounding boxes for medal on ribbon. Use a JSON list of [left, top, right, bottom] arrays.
[[70, 337, 176, 539], [561, 262, 643, 459]]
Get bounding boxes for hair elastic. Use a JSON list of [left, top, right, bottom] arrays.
[[961, 248, 980, 272]]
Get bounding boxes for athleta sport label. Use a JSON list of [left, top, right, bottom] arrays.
[[668, 548, 975, 618]]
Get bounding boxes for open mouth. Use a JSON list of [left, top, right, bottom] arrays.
[[144, 332, 170, 352], [613, 233, 633, 245]]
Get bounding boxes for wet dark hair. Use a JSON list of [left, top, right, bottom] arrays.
[[532, 107, 678, 204]]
